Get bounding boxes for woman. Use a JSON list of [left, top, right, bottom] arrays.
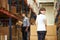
[[36, 8, 47, 40]]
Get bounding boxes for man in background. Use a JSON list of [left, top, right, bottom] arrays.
[[22, 12, 30, 40]]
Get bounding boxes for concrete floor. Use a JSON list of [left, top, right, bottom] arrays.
[[30, 25, 57, 40]]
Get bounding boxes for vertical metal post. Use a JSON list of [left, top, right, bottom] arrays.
[[15, 0, 19, 13], [25, 5, 29, 16], [9, 17, 12, 40], [22, 0, 24, 11], [8, 0, 12, 40]]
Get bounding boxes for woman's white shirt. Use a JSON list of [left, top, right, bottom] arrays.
[[36, 14, 46, 31]]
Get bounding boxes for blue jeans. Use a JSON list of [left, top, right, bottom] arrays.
[[37, 31, 46, 40]]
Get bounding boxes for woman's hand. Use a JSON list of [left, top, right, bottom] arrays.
[[25, 28, 28, 32]]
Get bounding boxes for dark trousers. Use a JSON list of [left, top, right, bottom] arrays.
[[22, 27, 27, 40], [37, 31, 46, 40]]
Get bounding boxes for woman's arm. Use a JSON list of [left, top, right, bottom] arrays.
[[44, 18, 47, 30]]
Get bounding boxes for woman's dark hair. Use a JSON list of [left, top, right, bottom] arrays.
[[38, 8, 46, 15], [38, 11, 41, 15], [40, 8, 46, 11]]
